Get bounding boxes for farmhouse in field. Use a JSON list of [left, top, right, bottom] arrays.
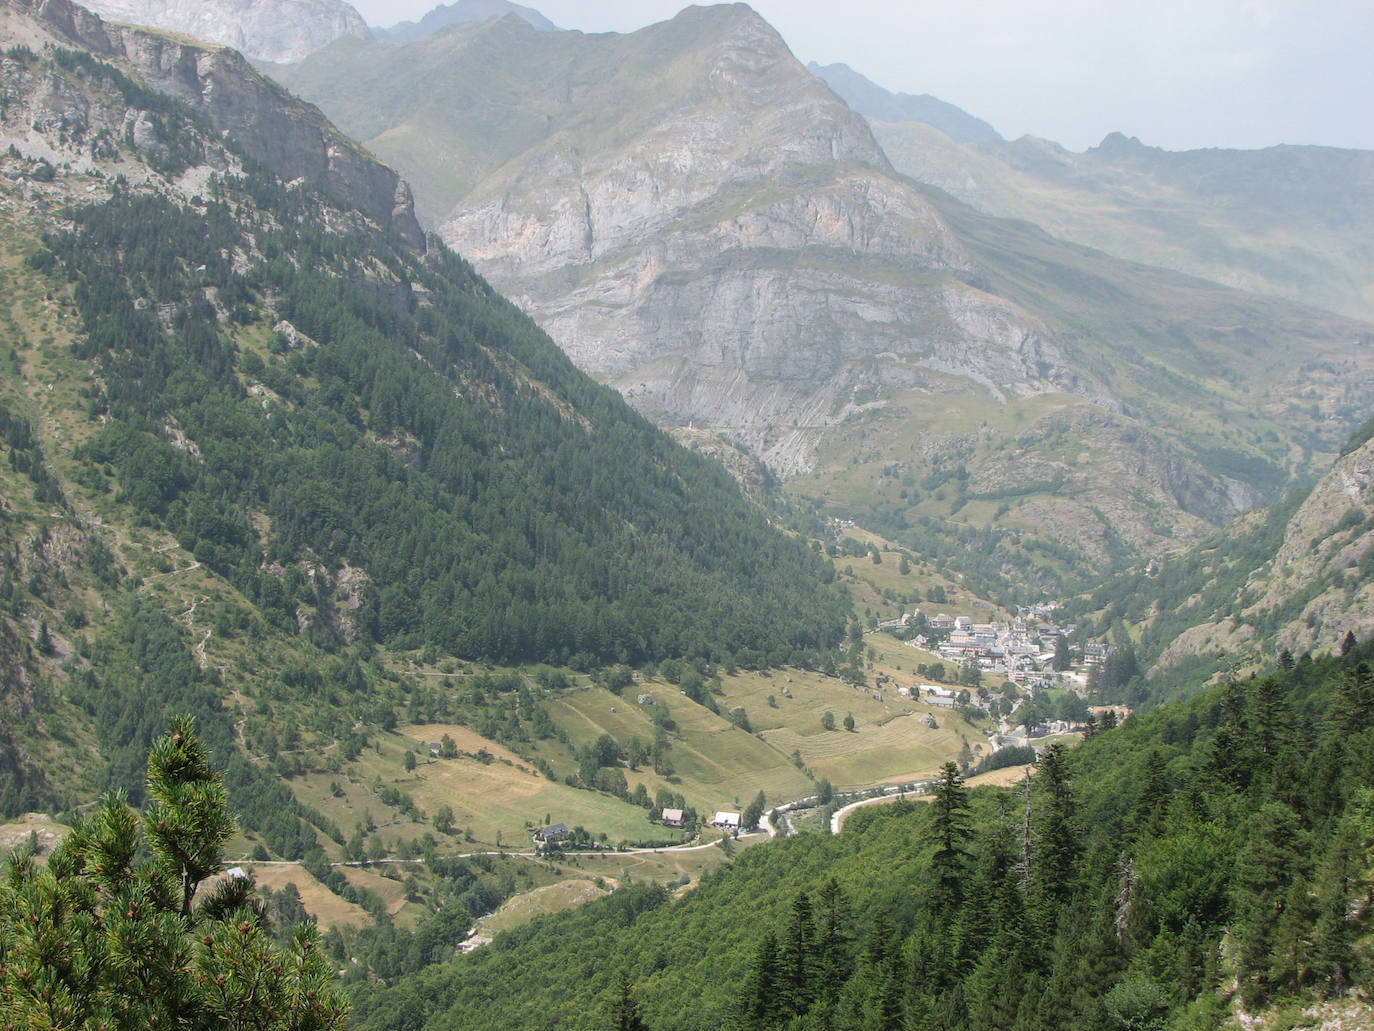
[[661, 807, 684, 827], [712, 811, 741, 830], [533, 823, 569, 844]]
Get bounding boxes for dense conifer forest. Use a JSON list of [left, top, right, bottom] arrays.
[[32, 170, 847, 672]]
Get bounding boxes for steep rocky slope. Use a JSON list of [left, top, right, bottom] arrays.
[[268, 5, 1374, 580], [1154, 428, 1374, 669], [275, 6, 1067, 480], [1, 0, 422, 245], [75, 0, 370, 62], [0, 0, 847, 839]]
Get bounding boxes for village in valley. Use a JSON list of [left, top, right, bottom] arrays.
[[867, 599, 1130, 753]]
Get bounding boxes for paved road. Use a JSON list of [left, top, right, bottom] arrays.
[[830, 782, 929, 834]]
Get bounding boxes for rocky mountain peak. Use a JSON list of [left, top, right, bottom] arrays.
[[75, 0, 371, 62]]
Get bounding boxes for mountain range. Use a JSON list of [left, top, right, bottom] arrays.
[[372, 0, 557, 41], [75, 0, 371, 61], [1, 4, 1373, 1028], [5, 0, 1372, 711], [267, 4, 1374, 586], [807, 61, 1001, 144]]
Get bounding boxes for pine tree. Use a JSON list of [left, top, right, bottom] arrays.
[[742, 790, 766, 831], [736, 932, 781, 1029], [1128, 750, 1172, 842], [813, 877, 851, 1016], [1307, 811, 1365, 998], [777, 891, 816, 1017], [1230, 801, 1310, 1004], [1030, 744, 1080, 931], [0, 716, 348, 1031], [1052, 635, 1070, 672]]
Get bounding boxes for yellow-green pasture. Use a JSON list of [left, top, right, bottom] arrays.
[[237, 862, 370, 931], [475, 879, 610, 938], [541, 685, 813, 814], [290, 723, 678, 855]]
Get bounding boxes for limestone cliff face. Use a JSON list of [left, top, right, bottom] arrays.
[[76, 0, 369, 62], [437, 6, 1081, 474], [113, 31, 423, 247], [4, 0, 421, 246], [1256, 440, 1374, 654]]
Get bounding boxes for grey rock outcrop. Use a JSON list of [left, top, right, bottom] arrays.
[[77, 0, 370, 62], [433, 6, 1076, 474], [270, 1, 1374, 569], [1155, 433, 1374, 669], [5, 0, 422, 247]]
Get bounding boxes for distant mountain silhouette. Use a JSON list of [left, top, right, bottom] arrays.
[[373, 0, 557, 42], [807, 61, 1001, 142]]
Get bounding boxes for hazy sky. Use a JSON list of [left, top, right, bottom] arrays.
[[347, 0, 1374, 153]]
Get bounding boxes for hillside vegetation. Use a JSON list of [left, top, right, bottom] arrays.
[[1057, 417, 1374, 706], [271, 7, 1374, 591], [347, 645, 1374, 1031]]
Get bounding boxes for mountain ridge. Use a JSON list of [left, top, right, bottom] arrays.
[[807, 60, 1001, 143], [72, 0, 371, 62], [3, 0, 424, 247], [372, 0, 558, 42], [875, 122, 1374, 322], [271, 6, 1374, 584], [0, 0, 848, 838]]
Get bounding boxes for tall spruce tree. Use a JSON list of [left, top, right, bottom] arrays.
[[607, 972, 649, 1031], [929, 761, 972, 915], [1030, 743, 1080, 930], [777, 891, 816, 1017]]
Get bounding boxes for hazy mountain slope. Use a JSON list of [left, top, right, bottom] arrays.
[[807, 60, 1000, 143], [373, 0, 557, 42], [274, 7, 1038, 478], [876, 122, 1374, 322], [74, 0, 370, 61], [270, 5, 1374, 585]]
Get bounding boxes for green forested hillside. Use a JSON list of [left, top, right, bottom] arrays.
[[348, 647, 1374, 1031], [36, 179, 845, 669], [4, 13, 1372, 1028], [0, 24, 845, 847]]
